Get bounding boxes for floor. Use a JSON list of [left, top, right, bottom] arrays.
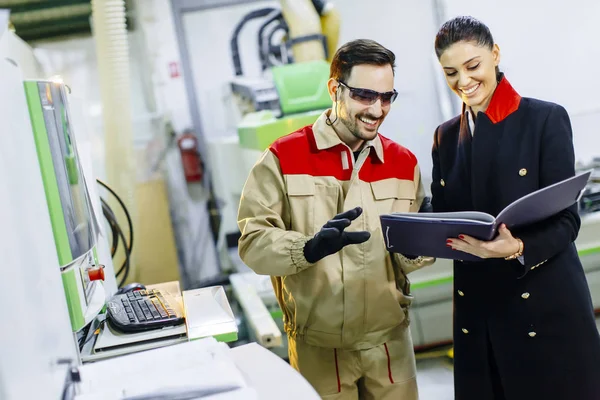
[[415, 348, 454, 400]]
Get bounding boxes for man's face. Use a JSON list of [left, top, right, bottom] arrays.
[[331, 64, 396, 143]]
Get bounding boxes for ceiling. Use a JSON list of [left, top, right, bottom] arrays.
[[0, 0, 131, 43]]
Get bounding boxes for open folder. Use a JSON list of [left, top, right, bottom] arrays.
[[380, 171, 591, 261]]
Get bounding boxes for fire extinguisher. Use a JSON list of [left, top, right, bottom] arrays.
[[177, 132, 204, 183]]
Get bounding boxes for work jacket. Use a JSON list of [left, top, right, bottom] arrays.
[[238, 110, 433, 350]]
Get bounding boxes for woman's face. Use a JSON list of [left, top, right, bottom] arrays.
[[439, 40, 500, 114]]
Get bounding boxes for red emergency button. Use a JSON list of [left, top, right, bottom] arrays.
[[88, 265, 105, 281]]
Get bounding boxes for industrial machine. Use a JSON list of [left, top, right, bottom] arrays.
[[24, 79, 108, 332], [230, 0, 340, 152]]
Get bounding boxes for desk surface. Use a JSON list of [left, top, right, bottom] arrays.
[[76, 338, 319, 399], [231, 343, 319, 399]]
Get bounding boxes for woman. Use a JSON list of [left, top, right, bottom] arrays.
[[431, 16, 600, 400]]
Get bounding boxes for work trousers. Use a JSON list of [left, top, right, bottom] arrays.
[[288, 327, 418, 400]]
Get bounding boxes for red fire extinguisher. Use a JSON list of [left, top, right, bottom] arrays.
[[177, 132, 204, 183]]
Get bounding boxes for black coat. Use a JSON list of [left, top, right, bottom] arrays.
[[431, 76, 600, 400]]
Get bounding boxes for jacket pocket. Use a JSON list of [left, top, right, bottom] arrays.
[[370, 179, 416, 225], [313, 184, 340, 233], [286, 175, 340, 236], [286, 175, 315, 235]]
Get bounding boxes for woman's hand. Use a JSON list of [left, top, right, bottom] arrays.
[[447, 224, 520, 259]]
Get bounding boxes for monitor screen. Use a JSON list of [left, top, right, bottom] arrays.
[[34, 81, 95, 265]]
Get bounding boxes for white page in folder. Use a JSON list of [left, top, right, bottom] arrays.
[[392, 211, 496, 224]]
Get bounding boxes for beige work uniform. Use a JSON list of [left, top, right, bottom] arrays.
[[238, 110, 433, 399]]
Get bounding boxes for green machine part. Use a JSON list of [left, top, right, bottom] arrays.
[[238, 60, 331, 151], [24, 80, 73, 266], [24, 80, 94, 332], [272, 60, 331, 116], [61, 265, 86, 331]]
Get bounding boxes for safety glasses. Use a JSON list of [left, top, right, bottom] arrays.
[[338, 81, 398, 106]]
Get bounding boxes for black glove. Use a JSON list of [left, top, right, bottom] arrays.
[[419, 196, 432, 213], [303, 206, 371, 263]]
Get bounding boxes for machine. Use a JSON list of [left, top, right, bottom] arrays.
[[24, 80, 108, 332], [230, 0, 340, 152]]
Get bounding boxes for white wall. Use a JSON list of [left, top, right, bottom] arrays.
[[441, 0, 600, 164], [134, 0, 194, 134]]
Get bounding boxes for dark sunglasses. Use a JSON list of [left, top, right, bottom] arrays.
[[338, 81, 398, 106]]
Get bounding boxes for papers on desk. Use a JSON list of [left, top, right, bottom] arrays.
[[183, 286, 238, 342], [76, 337, 257, 400], [93, 318, 187, 353]]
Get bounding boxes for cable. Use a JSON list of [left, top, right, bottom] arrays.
[[96, 178, 134, 253], [97, 179, 134, 287], [101, 197, 131, 286], [104, 203, 119, 257], [102, 199, 130, 285]]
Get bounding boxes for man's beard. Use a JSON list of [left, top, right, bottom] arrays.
[[340, 108, 380, 141]]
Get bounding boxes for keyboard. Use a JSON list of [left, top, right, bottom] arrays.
[[106, 289, 185, 333]]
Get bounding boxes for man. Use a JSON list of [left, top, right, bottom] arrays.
[[237, 39, 433, 399]]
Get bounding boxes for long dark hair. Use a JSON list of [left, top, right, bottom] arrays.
[[434, 16, 500, 77]]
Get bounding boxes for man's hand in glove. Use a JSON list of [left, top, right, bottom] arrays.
[[419, 196, 432, 213], [304, 206, 371, 264]]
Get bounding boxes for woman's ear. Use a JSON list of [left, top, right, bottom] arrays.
[[492, 43, 501, 66]]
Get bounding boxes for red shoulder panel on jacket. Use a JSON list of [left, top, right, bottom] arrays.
[[358, 135, 417, 182], [269, 126, 352, 180], [269, 128, 417, 182]]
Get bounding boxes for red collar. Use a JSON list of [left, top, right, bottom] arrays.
[[484, 75, 521, 123]]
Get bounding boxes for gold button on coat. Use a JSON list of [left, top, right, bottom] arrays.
[[440, 179, 445, 186], [519, 168, 527, 176], [462, 328, 469, 334], [528, 331, 537, 337], [521, 292, 530, 299], [457, 290, 464, 296]]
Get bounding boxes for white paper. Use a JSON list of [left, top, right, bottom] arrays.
[[183, 286, 238, 340], [78, 338, 248, 399]]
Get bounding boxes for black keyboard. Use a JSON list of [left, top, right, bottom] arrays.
[[106, 289, 185, 333]]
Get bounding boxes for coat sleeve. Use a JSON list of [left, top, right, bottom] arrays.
[[394, 163, 436, 274], [431, 126, 449, 212], [237, 149, 314, 276], [513, 105, 581, 274]]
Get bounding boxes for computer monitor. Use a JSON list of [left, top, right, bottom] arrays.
[[24, 80, 102, 331], [26, 81, 95, 263]]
